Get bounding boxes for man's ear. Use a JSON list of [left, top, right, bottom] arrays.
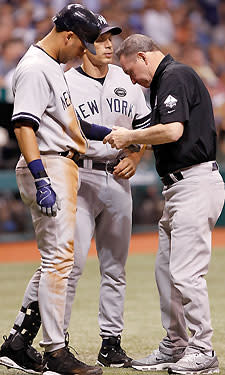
[[66, 31, 73, 41], [137, 52, 148, 64]]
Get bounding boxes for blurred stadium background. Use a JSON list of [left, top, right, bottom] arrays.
[[0, 2, 225, 374], [1, 0, 225, 242]]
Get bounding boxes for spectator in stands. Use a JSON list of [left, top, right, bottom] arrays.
[[0, 38, 26, 76], [142, 0, 175, 46]]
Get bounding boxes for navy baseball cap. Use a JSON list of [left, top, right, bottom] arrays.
[[96, 14, 122, 36]]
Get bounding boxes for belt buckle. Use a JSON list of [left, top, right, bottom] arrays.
[[106, 158, 124, 174], [65, 150, 74, 159], [106, 158, 122, 174], [106, 161, 114, 174], [71, 151, 80, 162]]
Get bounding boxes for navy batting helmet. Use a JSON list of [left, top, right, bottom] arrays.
[[52, 4, 100, 54]]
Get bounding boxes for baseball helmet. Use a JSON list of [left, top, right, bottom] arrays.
[[96, 14, 122, 36], [52, 4, 100, 54]]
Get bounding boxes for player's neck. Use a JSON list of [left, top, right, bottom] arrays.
[[81, 60, 108, 79], [37, 30, 59, 61]]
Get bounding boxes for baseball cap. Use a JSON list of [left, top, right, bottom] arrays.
[[52, 4, 101, 54], [96, 14, 122, 36]]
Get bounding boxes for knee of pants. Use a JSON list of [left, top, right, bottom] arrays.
[[169, 269, 204, 299], [101, 269, 126, 285], [41, 250, 74, 277]]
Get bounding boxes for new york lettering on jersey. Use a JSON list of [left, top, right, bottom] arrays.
[[60, 90, 72, 110], [65, 64, 151, 132], [77, 98, 134, 119]]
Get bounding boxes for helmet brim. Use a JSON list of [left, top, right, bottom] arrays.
[[83, 40, 96, 55]]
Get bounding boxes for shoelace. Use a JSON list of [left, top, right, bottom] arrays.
[[65, 346, 89, 366], [114, 343, 128, 357], [118, 347, 126, 355], [64, 332, 84, 365]]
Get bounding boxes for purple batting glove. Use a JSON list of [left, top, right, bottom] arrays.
[[35, 177, 61, 217]]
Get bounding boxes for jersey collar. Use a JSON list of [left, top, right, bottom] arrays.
[[150, 54, 174, 90], [33, 44, 60, 64], [76, 66, 106, 85]]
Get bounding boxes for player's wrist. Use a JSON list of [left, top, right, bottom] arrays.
[[128, 130, 136, 145], [28, 159, 48, 179], [34, 177, 51, 189]]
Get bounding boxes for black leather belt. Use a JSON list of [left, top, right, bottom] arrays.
[[161, 162, 218, 186], [76, 159, 116, 174], [161, 171, 183, 186], [58, 150, 80, 162]]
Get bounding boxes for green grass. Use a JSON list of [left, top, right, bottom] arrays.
[[0, 248, 225, 375]]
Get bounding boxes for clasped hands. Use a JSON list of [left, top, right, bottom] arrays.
[[103, 126, 133, 150]]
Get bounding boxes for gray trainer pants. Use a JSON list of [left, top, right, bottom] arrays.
[[156, 161, 224, 356]]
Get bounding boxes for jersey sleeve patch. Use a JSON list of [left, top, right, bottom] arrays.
[[132, 113, 151, 129], [164, 95, 178, 109], [158, 72, 189, 124]]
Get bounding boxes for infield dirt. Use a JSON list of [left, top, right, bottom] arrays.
[[0, 227, 225, 263]]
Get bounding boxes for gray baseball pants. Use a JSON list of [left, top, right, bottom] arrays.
[[64, 168, 132, 337], [13, 155, 79, 352], [156, 161, 224, 356]]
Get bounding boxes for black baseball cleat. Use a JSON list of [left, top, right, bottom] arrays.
[[43, 346, 103, 375], [96, 336, 132, 368], [0, 333, 43, 374]]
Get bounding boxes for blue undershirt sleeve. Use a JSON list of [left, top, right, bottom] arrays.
[[79, 119, 111, 141]]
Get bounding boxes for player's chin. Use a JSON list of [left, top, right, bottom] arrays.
[[104, 55, 113, 62]]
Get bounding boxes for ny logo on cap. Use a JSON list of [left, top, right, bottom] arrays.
[[97, 15, 108, 26]]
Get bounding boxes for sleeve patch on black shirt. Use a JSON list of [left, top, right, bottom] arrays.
[[164, 95, 178, 109]]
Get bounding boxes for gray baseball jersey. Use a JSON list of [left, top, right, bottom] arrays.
[[65, 64, 150, 161], [12, 45, 86, 154], [63, 64, 151, 337], [11, 44, 85, 352]]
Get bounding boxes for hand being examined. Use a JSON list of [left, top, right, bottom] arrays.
[[103, 126, 133, 149], [113, 156, 137, 179]]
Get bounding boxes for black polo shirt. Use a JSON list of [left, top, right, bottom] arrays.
[[149, 54, 217, 177]]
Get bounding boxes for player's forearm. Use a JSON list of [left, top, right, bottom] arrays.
[[14, 124, 40, 164], [80, 119, 111, 140], [129, 122, 184, 145]]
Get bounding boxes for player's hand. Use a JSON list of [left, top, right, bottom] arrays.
[[113, 156, 137, 179], [103, 126, 133, 149], [35, 177, 61, 217]]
